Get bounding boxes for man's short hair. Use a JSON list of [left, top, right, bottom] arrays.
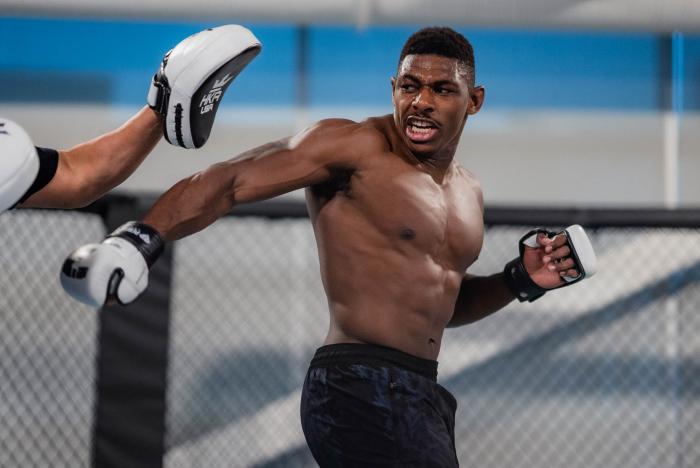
[[398, 27, 475, 87]]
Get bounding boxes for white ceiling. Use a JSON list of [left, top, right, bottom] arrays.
[[1, 0, 699, 32]]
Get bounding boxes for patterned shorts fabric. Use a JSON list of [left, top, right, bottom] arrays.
[[301, 343, 459, 468]]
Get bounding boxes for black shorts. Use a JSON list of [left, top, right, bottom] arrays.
[[300, 343, 459, 468]]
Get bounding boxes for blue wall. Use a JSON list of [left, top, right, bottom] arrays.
[[0, 18, 297, 105], [1, 17, 697, 110], [684, 36, 700, 110]]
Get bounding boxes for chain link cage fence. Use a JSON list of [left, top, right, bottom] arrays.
[[0, 210, 104, 468], [1, 201, 700, 468]]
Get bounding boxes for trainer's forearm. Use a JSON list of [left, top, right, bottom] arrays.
[[76, 107, 163, 192], [65, 106, 162, 204], [448, 273, 515, 327], [19, 107, 161, 209]]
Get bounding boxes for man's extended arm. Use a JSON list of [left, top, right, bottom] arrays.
[[60, 119, 372, 307], [143, 119, 366, 241], [20, 107, 161, 209]]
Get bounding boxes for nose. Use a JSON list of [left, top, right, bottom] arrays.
[[411, 86, 434, 112]]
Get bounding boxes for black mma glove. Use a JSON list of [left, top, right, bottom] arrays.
[[504, 224, 598, 302]]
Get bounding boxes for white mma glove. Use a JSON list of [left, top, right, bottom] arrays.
[[147, 24, 262, 149], [0, 118, 39, 213], [60, 222, 164, 308], [503, 224, 598, 302]]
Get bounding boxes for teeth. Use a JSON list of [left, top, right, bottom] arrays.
[[410, 125, 431, 134], [409, 119, 434, 128]]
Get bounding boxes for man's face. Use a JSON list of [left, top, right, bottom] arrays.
[[392, 54, 483, 159]]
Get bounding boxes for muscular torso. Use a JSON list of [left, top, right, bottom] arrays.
[[306, 115, 484, 360]]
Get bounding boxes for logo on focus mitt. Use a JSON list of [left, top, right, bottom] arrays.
[[147, 25, 262, 149]]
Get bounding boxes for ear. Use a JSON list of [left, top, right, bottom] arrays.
[[390, 76, 397, 106], [467, 86, 485, 115]]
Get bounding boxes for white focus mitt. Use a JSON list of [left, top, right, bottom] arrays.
[[147, 24, 262, 149], [0, 118, 39, 213]]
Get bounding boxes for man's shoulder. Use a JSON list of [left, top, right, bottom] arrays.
[[313, 116, 392, 152], [454, 163, 484, 206], [357, 115, 395, 150], [316, 114, 392, 129], [454, 163, 475, 178]]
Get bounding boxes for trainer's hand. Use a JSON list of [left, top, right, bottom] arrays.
[[147, 24, 261, 148], [60, 222, 164, 307]]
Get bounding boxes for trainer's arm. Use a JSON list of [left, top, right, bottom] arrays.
[[143, 119, 365, 241], [447, 273, 515, 327], [20, 106, 161, 209]]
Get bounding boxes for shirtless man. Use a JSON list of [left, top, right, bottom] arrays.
[[61, 27, 595, 467]]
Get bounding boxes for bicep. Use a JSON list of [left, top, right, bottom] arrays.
[[226, 121, 364, 204], [225, 142, 329, 204]]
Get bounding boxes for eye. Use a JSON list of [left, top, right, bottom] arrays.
[[400, 83, 417, 92], [435, 86, 453, 95]]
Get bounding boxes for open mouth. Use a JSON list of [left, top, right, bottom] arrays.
[[405, 116, 438, 143]]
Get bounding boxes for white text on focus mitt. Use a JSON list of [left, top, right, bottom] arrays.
[[147, 24, 262, 149]]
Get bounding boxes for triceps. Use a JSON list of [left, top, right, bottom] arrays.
[[227, 137, 292, 164]]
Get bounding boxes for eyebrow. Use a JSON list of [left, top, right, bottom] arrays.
[[400, 74, 458, 87]]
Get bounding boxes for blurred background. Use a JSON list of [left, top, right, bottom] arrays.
[[1, 1, 700, 468], [1, 1, 699, 206]]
